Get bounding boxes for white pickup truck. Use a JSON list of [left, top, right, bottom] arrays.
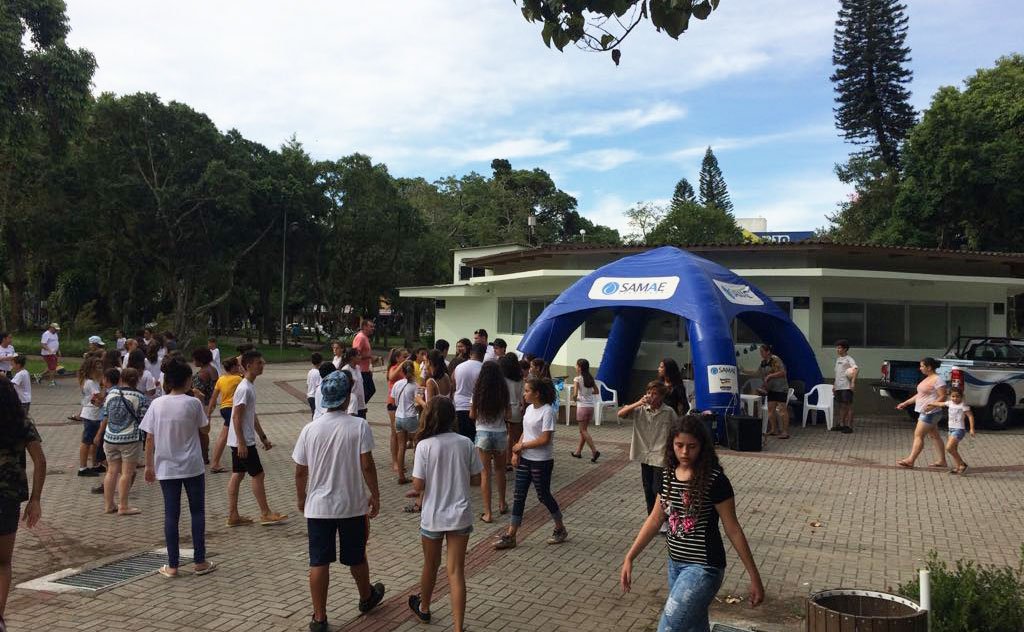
[[876, 337, 1024, 429]]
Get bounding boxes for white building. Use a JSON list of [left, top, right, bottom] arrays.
[[399, 241, 1024, 412]]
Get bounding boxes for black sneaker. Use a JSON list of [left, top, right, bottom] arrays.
[[358, 582, 385, 614], [92, 465, 107, 473], [77, 468, 99, 477], [840, 426, 853, 434], [830, 425, 842, 431], [308, 616, 328, 632], [408, 594, 431, 622], [591, 451, 601, 463]]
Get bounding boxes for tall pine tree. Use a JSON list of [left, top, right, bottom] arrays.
[[671, 178, 696, 208], [831, 0, 915, 170], [698, 147, 733, 213]]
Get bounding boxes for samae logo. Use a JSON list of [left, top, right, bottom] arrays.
[[587, 276, 679, 301], [713, 279, 764, 306]]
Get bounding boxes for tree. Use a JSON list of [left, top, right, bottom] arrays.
[[516, 0, 723, 65], [831, 0, 916, 170], [0, 0, 95, 330], [698, 147, 733, 213], [624, 202, 664, 244], [671, 178, 696, 207], [648, 200, 743, 245]]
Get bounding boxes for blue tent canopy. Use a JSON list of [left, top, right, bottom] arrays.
[[518, 246, 823, 414]]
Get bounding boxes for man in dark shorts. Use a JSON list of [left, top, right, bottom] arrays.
[[226, 350, 287, 527], [293, 371, 384, 631]]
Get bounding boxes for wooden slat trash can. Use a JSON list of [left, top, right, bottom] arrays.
[[806, 589, 927, 631]]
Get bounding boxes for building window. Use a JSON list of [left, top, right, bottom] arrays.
[[583, 309, 687, 342], [497, 297, 553, 335], [823, 301, 988, 348], [458, 266, 487, 281]]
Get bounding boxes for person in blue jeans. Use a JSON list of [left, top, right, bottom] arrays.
[[621, 415, 763, 631], [140, 357, 215, 578]]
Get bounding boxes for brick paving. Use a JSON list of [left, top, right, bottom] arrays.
[[6, 363, 1024, 631]]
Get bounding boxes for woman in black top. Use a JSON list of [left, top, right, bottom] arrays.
[[658, 359, 689, 416], [621, 415, 763, 631]]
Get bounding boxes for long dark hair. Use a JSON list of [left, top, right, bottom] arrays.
[[127, 349, 146, 372], [145, 341, 160, 364], [663, 415, 721, 514], [416, 397, 455, 442], [426, 349, 448, 380], [499, 353, 521, 382], [576, 358, 595, 389], [473, 361, 510, 419], [0, 377, 30, 448], [525, 377, 556, 405], [661, 358, 684, 387]]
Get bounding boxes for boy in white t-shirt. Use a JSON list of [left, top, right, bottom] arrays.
[[0, 331, 15, 377], [293, 371, 385, 631], [926, 388, 976, 475], [832, 339, 859, 433], [10, 355, 31, 415], [305, 352, 323, 418], [341, 348, 366, 418]]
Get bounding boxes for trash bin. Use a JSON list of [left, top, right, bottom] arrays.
[[806, 589, 927, 631]]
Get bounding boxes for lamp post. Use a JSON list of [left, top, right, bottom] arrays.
[[580, 228, 587, 243], [527, 213, 537, 245]]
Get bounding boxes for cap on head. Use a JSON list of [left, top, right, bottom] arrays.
[[88, 335, 105, 346], [320, 371, 352, 409], [50, 323, 61, 331]]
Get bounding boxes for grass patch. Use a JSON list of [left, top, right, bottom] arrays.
[[24, 358, 82, 376]]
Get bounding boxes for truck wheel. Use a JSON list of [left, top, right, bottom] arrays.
[[984, 390, 1014, 430]]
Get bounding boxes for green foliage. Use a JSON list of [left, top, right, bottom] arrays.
[[71, 300, 101, 336], [516, 0, 722, 64], [671, 178, 696, 207], [698, 147, 733, 213], [831, 0, 916, 170], [648, 200, 742, 245], [624, 202, 665, 244], [897, 548, 1024, 632]]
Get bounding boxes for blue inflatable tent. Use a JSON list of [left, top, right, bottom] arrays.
[[518, 246, 823, 416]]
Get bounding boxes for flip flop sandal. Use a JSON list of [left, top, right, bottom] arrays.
[[226, 517, 254, 527], [209, 466, 228, 474], [896, 461, 914, 469], [158, 565, 178, 578], [404, 490, 420, 498], [480, 514, 493, 523], [403, 503, 421, 513], [397, 476, 410, 485], [957, 464, 969, 475], [117, 508, 142, 516], [928, 462, 947, 468], [194, 561, 217, 576], [499, 505, 509, 515]]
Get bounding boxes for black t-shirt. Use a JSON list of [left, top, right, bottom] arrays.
[[664, 383, 689, 415], [660, 466, 734, 568]]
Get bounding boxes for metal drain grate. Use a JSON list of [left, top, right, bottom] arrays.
[[52, 551, 191, 591], [711, 625, 753, 632]]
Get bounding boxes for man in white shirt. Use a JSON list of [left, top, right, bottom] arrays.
[[226, 350, 288, 527], [207, 337, 223, 378], [40, 323, 60, 386], [474, 329, 496, 363], [331, 341, 344, 369], [452, 343, 485, 441], [0, 332, 15, 377], [833, 339, 859, 434], [293, 371, 384, 630]]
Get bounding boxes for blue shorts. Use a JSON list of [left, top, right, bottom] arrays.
[[420, 524, 473, 540], [82, 419, 101, 444], [918, 411, 941, 425], [307, 516, 368, 567], [475, 429, 507, 452], [948, 428, 966, 441], [219, 407, 231, 427], [396, 415, 419, 433]]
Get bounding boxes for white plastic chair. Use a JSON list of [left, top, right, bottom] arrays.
[[593, 380, 619, 426], [802, 384, 834, 429], [742, 378, 764, 394], [761, 388, 795, 434], [682, 379, 696, 412]]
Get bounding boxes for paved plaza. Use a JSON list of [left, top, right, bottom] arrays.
[[6, 363, 1024, 631]]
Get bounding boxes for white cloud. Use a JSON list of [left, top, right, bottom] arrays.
[[565, 148, 640, 171], [568, 103, 686, 136], [741, 175, 852, 231], [430, 138, 570, 164], [666, 124, 836, 162], [579, 193, 670, 235]]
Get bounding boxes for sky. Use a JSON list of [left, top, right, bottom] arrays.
[[64, 1, 1024, 237]]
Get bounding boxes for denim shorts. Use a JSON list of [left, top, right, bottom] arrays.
[[659, 559, 725, 632], [419, 524, 473, 540], [82, 419, 101, 444], [475, 429, 508, 452], [396, 415, 419, 433], [919, 410, 941, 425], [948, 428, 966, 441]]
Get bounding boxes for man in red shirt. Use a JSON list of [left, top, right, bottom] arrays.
[[353, 320, 376, 403]]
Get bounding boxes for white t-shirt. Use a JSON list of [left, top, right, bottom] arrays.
[[413, 432, 482, 532], [120, 353, 130, 369], [40, 331, 59, 356], [521, 404, 556, 461], [138, 371, 157, 397], [914, 376, 946, 413], [116, 337, 126, 353], [452, 359, 482, 411], [574, 376, 597, 408], [80, 379, 102, 420], [139, 394, 208, 480], [210, 348, 223, 378], [506, 378, 524, 423], [11, 369, 30, 403], [332, 355, 343, 369], [306, 367, 322, 398], [144, 358, 161, 383], [0, 344, 15, 372], [834, 355, 858, 390], [313, 386, 325, 421], [483, 344, 496, 363], [344, 365, 366, 414], [946, 401, 971, 430], [390, 378, 417, 419], [229, 378, 257, 447], [292, 411, 375, 519]]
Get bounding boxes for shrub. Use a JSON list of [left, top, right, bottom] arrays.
[[898, 548, 1024, 632]]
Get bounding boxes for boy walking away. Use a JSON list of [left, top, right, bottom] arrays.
[[926, 389, 976, 475], [97, 368, 149, 515], [353, 319, 376, 404], [77, 358, 106, 477], [341, 349, 367, 419], [833, 339, 858, 433], [408, 398, 482, 631], [140, 357, 215, 578], [293, 371, 385, 631], [40, 323, 60, 387], [10, 356, 30, 417], [452, 344, 485, 442], [226, 350, 287, 526], [305, 353, 323, 417]]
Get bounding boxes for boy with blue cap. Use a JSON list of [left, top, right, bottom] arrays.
[[293, 370, 385, 631]]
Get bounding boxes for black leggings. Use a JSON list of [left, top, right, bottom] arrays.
[[510, 457, 562, 527], [640, 463, 663, 515]]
